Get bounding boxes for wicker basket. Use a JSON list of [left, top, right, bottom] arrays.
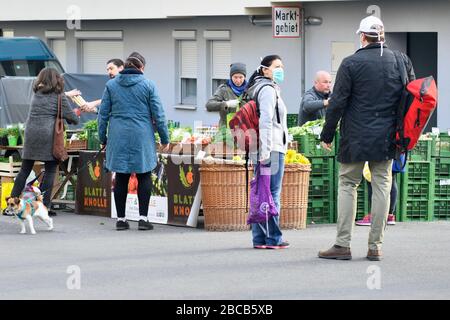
[[200, 162, 250, 231], [280, 163, 311, 229], [67, 139, 88, 150]]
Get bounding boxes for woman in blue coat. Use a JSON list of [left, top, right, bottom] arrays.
[[98, 52, 170, 231]]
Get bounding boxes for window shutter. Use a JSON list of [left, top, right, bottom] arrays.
[[82, 40, 123, 74], [180, 41, 197, 78], [212, 41, 231, 80], [51, 40, 67, 71]]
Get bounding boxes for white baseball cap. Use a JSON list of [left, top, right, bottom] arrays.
[[356, 15, 384, 34]]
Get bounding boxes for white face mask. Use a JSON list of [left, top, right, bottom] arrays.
[[359, 33, 364, 49]]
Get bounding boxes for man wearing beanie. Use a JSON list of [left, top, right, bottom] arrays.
[[206, 62, 248, 127]]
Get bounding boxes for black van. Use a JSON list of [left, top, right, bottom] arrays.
[[0, 37, 65, 77]]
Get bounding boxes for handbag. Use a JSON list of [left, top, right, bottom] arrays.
[[247, 164, 279, 225], [53, 94, 68, 162]]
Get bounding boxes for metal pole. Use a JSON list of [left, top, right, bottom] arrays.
[[301, 7, 306, 95]]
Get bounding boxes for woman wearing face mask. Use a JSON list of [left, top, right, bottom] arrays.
[[98, 52, 170, 231], [206, 63, 248, 128], [245, 55, 289, 249]]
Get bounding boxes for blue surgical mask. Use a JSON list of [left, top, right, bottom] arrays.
[[272, 67, 284, 84]]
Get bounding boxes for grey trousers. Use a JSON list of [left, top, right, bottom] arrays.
[[335, 160, 393, 251]]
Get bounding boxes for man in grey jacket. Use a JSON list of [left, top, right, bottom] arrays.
[[298, 71, 332, 126]]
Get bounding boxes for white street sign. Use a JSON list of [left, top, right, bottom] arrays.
[[273, 6, 301, 38]]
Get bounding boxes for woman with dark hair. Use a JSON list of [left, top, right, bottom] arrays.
[[10, 68, 80, 215], [98, 52, 170, 231], [246, 55, 289, 249]]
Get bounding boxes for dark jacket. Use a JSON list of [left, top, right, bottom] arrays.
[[23, 93, 79, 161], [320, 43, 415, 163], [298, 87, 329, 126], [206, 83, 246, 127]]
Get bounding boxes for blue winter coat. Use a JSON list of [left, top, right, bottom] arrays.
[[98, 69, 170, 173]]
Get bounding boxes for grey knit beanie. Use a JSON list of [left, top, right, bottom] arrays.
[[230, 63, 247, 77]]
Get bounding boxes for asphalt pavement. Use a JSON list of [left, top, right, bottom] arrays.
[[1, 211, 449, 300]]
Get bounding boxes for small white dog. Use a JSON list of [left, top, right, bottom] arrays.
[[5, 191, 53, 235]]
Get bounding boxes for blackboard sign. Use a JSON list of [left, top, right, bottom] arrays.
[[75, 151, 112, 217]]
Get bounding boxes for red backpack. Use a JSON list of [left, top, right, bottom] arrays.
[[394, 52, 438, 154], [229, 83, 282, 154]]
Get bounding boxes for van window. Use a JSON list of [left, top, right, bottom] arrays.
[[0, 60, 64, 77]]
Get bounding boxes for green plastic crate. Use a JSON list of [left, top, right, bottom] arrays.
[[356, 180, 370, 220], [434, 157, 450, 198], [309, 176, 333, 198], [401, 198, 433, 221], [408, 138, 432, 162], [309, 156, 335, 179], [432, 133, 450, 158], [434, 157, 450, 177], [434, 199, 450, 220], [403, 161, 434, 184], [294, 133, 335, 157], [405, 183, 432, 197], [400, 161, 434, 221], [307, 198, 335, 224], [87, 129, 101, 150], [287, 114, 299, 128]]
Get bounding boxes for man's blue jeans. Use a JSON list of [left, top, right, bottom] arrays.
[[252, 151, 285, 246]]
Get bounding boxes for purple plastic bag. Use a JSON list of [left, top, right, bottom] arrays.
[[247, 165, 279, 224]]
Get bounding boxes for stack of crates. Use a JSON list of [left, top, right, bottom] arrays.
[[431, 133, 450, 220], [295, 131, 337, 224], [308, 156, 335, 224], [399, 137, 435, 221]]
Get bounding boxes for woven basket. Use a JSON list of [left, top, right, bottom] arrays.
[[200, 162, 250, 231], [66, 139, 87, 150], [280, 163, 311, 229]]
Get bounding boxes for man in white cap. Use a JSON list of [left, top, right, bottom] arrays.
[[318, 15, 415, 261]]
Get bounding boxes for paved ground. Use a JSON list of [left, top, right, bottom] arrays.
[[1, 210, 450, 300]]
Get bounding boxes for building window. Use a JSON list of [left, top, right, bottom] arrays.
[[211, 41, 231, 94], [179, 40, 197, 105], [1, 29, 14, 37], [81, 40, 124, 74], [181, 78, 197, 105], [50, 39, 67, 71]]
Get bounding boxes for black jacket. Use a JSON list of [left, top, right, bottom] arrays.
[[320, 43, 415, 163], [298, 87, 329, 126]]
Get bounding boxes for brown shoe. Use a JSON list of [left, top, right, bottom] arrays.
[[367, 249, 382, 261], [318, 245, 352, 260]]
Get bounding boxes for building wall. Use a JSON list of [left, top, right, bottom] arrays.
[[304, 0, 450, 130], [2, 0, 450, 129], [2, 17, 302, 127]]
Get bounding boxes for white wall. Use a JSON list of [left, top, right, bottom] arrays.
[[0, 0, 334, 21]]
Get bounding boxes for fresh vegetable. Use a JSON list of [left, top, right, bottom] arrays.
[[83, 120, 98, 131], [288, 119, 325, 136], [170, 128, 192, 143], [285, 149, 310, 165], [212, 126, 234, 147]]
